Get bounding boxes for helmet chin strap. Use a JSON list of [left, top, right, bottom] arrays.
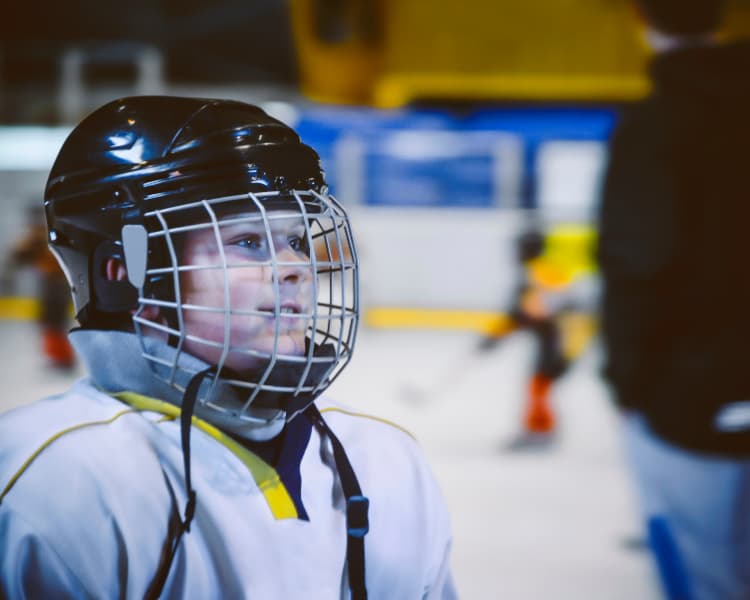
[[145, 364, 213, 598], [177, 340, 335, 485], [171, 338, 340, 527], [167, 342, 368, 600]]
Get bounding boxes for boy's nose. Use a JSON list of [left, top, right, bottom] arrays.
[[281, 268, 302, 284], [275, 248, 311, 285]]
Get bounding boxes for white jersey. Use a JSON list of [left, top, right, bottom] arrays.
[[0, 379, 456, 599]]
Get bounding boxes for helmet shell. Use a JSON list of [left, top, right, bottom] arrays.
[[45, 96, 326, 322]]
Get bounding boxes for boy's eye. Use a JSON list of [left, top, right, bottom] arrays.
[[234, 235, 266, 252], [289, 235, 309, 254]]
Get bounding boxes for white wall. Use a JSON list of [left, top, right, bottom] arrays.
[[350, 206, 527, 312]]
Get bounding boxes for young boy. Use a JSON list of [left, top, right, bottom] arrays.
[[0, 96, 457, 599]]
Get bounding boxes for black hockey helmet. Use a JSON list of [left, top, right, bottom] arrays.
[[45, 96, 327, 325], [45, 96, 359, 425]]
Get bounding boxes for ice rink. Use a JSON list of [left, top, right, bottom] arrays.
[[0, 319, 662, 599]]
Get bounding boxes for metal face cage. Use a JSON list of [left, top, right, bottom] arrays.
[[131, 188, 359, 423]]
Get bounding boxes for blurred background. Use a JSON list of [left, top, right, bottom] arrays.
[[2, 1, 750, 598]]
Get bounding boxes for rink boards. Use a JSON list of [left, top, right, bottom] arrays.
[[0, 105, 615, 323]]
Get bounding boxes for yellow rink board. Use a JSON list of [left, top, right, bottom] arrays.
[[0, 298, 595, 358], [0, 297, 39, 321], [364, 307, 515, 335], [1, 297, 514, 334]]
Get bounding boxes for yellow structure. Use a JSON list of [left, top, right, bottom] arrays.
[[291, 0, 750, 107]]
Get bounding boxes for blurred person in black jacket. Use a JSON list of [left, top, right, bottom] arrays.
[[597, 1, 750, 598]]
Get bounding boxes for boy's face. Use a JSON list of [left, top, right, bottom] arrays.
[[177, 211, 315, 372]]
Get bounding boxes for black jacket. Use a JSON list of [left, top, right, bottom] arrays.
[[598, 40, 750, 456]]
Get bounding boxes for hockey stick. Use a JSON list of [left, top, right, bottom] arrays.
[[399, 317, 517, 406]]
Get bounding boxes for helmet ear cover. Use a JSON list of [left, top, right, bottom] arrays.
[[91, 240, 139, 313]]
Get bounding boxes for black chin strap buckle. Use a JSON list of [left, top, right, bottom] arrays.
[[346, 495, 369, 538]]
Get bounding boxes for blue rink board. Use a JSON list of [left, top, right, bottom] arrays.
[[293, 105, 619, 209]]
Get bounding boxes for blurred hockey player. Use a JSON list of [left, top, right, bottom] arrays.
[[7, 204, 74, 369], [484, 223, 597, 447], [0, 97, 457, 599], [509, 227, 567, 440]]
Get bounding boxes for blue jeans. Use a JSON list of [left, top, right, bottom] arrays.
[[621, 413, 750, 600]]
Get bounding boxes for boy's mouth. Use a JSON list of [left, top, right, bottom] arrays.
[[256, 302, 309, 333], [259, 301, 302, 315]]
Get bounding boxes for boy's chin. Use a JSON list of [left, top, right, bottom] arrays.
[[224, 335, 307, 370]]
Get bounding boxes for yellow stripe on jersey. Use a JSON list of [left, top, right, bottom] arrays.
[[0, 409, 137, 504], [113, 391, 298, 520], [320, 406, 417, 441]]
